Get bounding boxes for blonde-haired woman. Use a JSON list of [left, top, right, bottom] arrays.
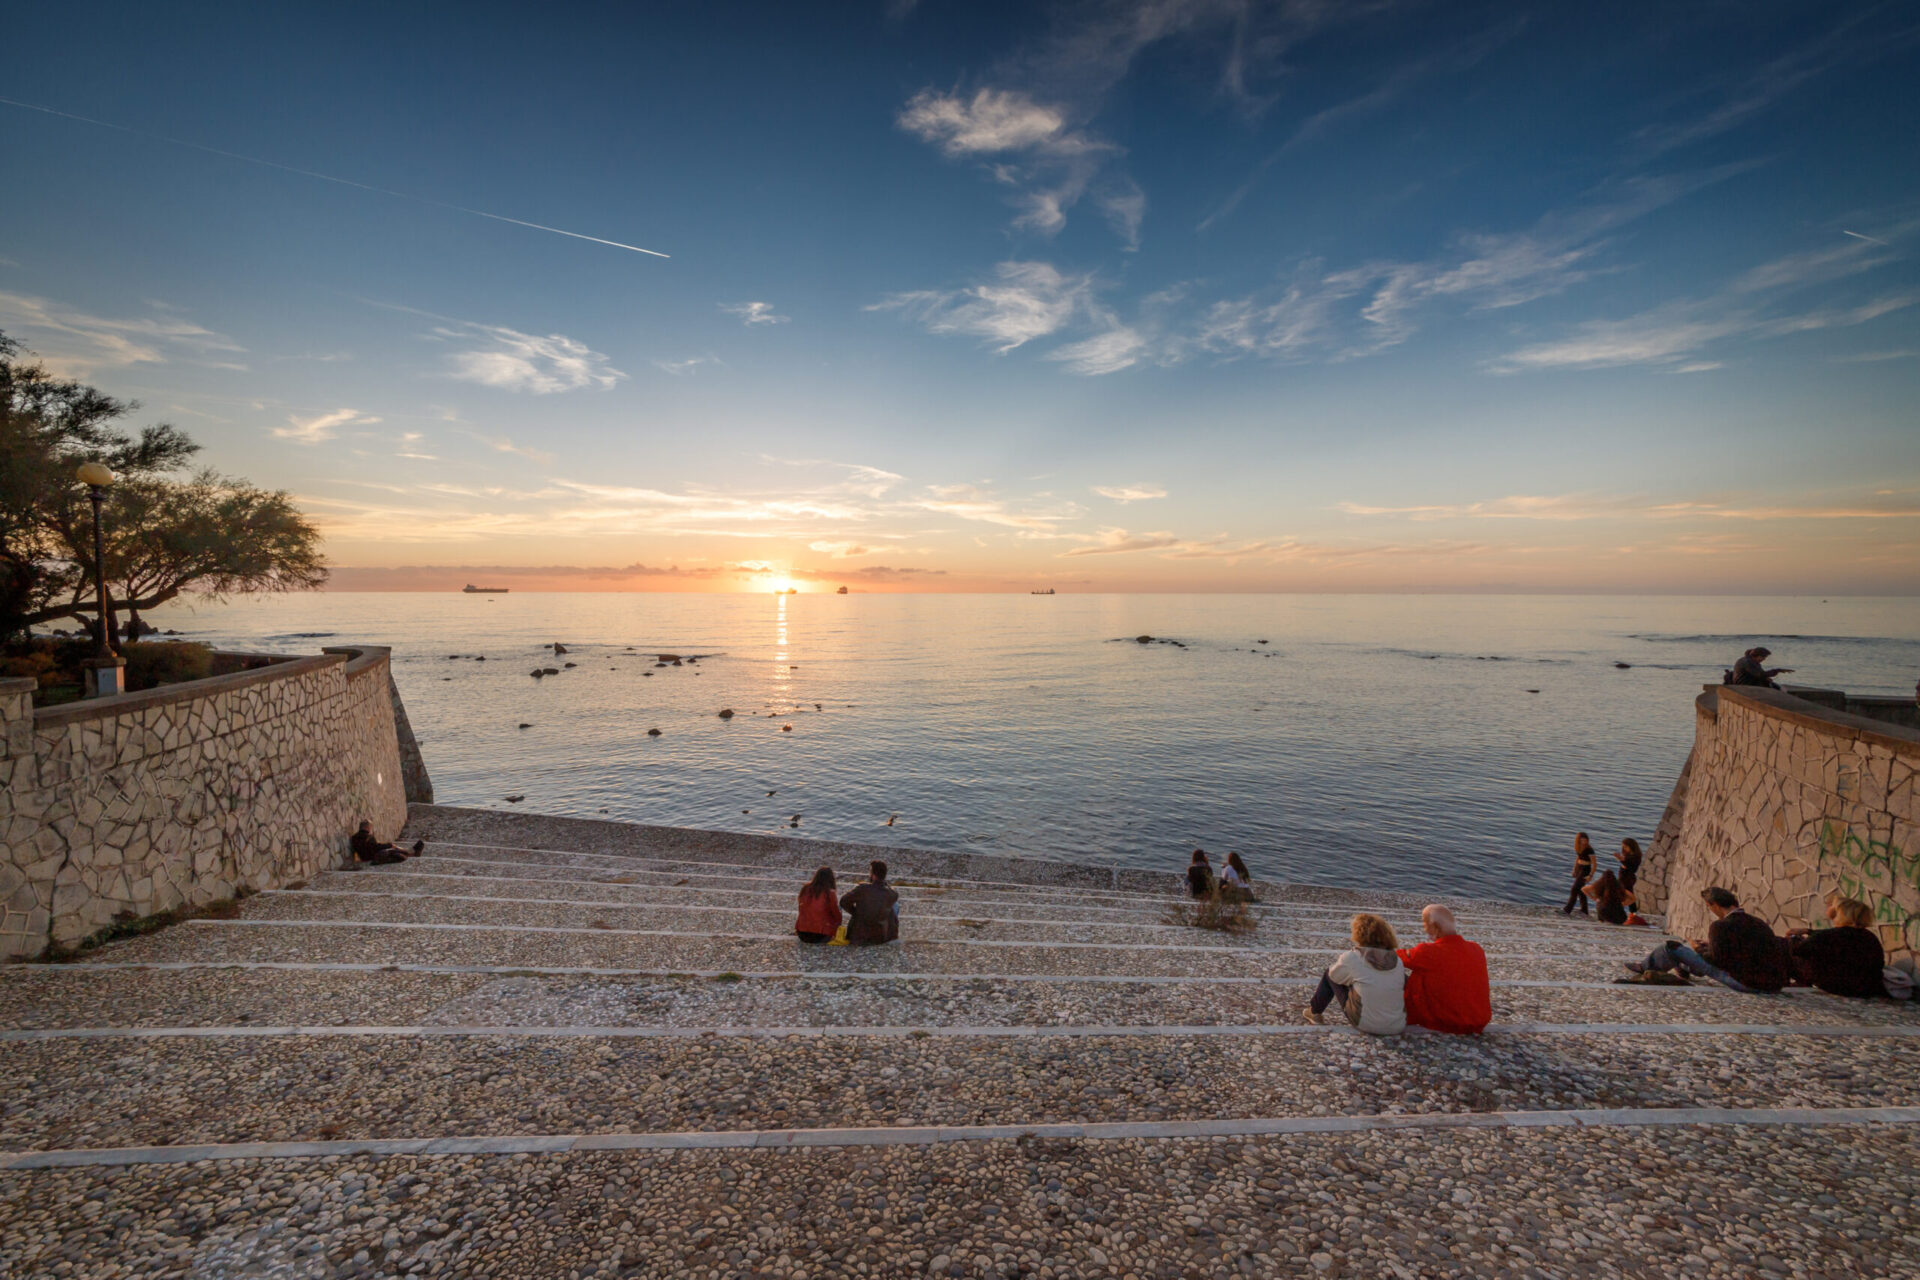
[[1788, 896, 1886, 997], [1307, 913, 1407, 1034]]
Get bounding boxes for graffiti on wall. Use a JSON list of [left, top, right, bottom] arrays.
[[1818, 822, 1920, 950]]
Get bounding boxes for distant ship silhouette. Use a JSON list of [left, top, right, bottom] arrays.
[[463, 584, 509, 594]]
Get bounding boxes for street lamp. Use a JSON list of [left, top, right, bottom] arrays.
[[74, 462, 126, 698]]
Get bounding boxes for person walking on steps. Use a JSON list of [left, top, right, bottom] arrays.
[[1562, 832, 1596, 915]]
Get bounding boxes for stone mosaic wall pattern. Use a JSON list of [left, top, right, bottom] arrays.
[[0, 647, 412, 958], [1647, 686, 1920, 959]]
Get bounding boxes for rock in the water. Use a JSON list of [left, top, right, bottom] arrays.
[[647, 728, 662, 737], [563, 662, 576, 668], [1136, 635, 1154, 644], [518, 722, 532, 729], [529, 670, 545, 678], [474, 655, 486, 661], [504, 794, 524, 803], [1615, 662, 1632, 669], [782, 724, 793, 732], [553, 642, 568, 654], [718, 709, 735, 719], [1257, 639, 1268, 644], [1526, 688, 1540, 694], [542, 667, 560, 675]]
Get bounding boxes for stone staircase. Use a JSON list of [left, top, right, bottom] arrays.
[[2, 805, 1916, 1279]]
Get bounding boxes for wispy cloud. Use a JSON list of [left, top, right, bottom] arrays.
[[808, 541, 872, 558], [0, 291, 245, 375], [871, 261, 1094, 352], [721, 301, 789, 325], [1335, 491, 1920, 522], [653, 355, 720, 376], [918, 482, 1081, 532], [437, 322, 625, 393], [274, 407, 380, 444], [1092, 483, 1166, 503]]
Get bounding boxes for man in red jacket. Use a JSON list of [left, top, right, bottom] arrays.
[[1396, 905, 1491, 1034]]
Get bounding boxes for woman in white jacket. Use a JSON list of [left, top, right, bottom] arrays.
[[1307, 913, 1407, 1034]]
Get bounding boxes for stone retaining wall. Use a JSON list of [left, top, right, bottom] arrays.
[[0, 646, 421, 958], [1642, 685, 1920, 959]]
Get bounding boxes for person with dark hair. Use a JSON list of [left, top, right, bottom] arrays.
[[840, 860, 899, 945], [1582, 869, 1635, 926], [1561, 833, 1596, 915], [1788, 896, 1887, 998], [349, 820, 422, 866], [1627, 886, 1789, 992], [1729, 647, 1793, 689], [795, 866, 841, 944], [1186, 850, 1215, 899], [1219, 851, 1255, 902], [1616, 838, 1643, 899]]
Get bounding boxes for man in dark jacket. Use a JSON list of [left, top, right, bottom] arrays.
[[1729, 647, 1793, 689], [840, 860, 899, 945], [349, 820, 423, 866], [1627, 887, 1788, 992]]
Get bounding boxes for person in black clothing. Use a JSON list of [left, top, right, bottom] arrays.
[[1788, 897, 1887, 997], [839, 860, 899, 946], [1628, 886, 1789, 992], [1728, 647, 1793, 689], [349, 820, 423, 866], [1186, 850, 1216, 899], [1616, 837, 1643, 900], [1561, 833, 1596, 915], [1582, 869, 1635, 926]]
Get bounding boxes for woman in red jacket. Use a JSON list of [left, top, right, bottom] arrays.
[[795, 866, 842, 943]]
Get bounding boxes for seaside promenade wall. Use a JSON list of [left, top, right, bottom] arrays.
[[0, 646, 423, 959], [1642, 685, 1920, 959]]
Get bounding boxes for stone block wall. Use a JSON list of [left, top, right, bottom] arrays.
[[1644, 685, 1920, 959], [0, 646, 417, 958]]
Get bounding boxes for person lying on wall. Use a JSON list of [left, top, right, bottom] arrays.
[[350, 819, 423, 866]]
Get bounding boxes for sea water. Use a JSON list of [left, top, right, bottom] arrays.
[[141, 592, 1920, 904]]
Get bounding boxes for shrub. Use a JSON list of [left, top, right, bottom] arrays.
[[1165, 889, 1258, 936], [122, 641, 214, 691]]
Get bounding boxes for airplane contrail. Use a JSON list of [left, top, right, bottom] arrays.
[[0, 95, 669, 259], [1842, 230, 1889, 246]]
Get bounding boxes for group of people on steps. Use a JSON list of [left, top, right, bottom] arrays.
[[1562, 831, 1643, 924]]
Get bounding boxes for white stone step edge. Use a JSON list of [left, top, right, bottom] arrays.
[[11, 1105, 1920, 1169], [271, 887, 1654, 955], [3, 960, 1781, 992], [333, 868, 1655, 942], [183, 916, 1654, 962], [3, 1021, 1913, 1043]]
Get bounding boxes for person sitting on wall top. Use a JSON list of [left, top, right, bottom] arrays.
[[1396, 905, 1491, 1034], [1727, 647, 1793, 689], [350, 820, 423, 866], [1627, 886, 1789, 992], [1788, 895, 1888, 998]]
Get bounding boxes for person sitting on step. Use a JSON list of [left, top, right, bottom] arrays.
[[1626, 886, 1789, 992], [1396, 905, 1491, 1034], [1218, 851, 1255, 902], [1787, 895, 1887, 998], [1582, 869, 1636, 925], [1308, 913, 1407, 1034], [840, 860, 899, 946], [795, 866, 842, 944], [1186, 849, 1216, 899], [349, 819, 422, 866]]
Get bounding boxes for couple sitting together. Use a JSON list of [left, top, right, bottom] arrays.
[[1307, 905, 1491, 1035], [1627, 886, 1890, 997], [794, 861, 898, 946]]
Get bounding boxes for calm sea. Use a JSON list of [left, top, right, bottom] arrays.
[[140, 592, 1920, 905]]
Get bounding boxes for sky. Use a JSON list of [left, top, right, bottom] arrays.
[[1, 0, 1916, 594]]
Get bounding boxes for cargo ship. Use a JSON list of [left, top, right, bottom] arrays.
[[462, 584, 509, 594]]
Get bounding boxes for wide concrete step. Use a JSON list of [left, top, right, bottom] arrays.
[[4, 966, 1906, 1033], [248, 888, 1660, 961], [332, 863, 1648, 947], [6, 1123, 1913, 1280], [2, 1024, 1915, 1154]]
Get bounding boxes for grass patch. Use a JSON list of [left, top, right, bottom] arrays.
[[1163, 889, 1257, 936], [37, 891, 251, 963], [710, 972, 744, 983]]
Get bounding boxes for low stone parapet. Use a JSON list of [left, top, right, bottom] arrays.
[[0, 646, 421, 958]]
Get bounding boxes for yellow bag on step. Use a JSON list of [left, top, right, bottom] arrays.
[[828, 924, 849, 946]]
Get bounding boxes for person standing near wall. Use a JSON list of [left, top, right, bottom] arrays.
[[1561, 832, 1596, 916]]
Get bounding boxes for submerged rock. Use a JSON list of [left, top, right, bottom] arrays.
[[647, 728, 663, 737], [718, 709, 735, 719], [553, 642, 568, 654]]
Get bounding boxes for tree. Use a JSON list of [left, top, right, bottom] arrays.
[[0, 331, 326, 643]]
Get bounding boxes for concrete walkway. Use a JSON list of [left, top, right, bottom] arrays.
[[2, 804, 1915, 1280]]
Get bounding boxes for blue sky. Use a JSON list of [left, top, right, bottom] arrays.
[[2, 0, 1916, 591]]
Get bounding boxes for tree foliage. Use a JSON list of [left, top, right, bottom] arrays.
[[0, 331, 327, 643]]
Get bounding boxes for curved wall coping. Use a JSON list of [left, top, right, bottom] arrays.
[[28, 646, 392, 731], [1709, 684, 1920, 756]]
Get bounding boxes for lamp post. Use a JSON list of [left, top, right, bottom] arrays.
[[74, 462, 126, 698]]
